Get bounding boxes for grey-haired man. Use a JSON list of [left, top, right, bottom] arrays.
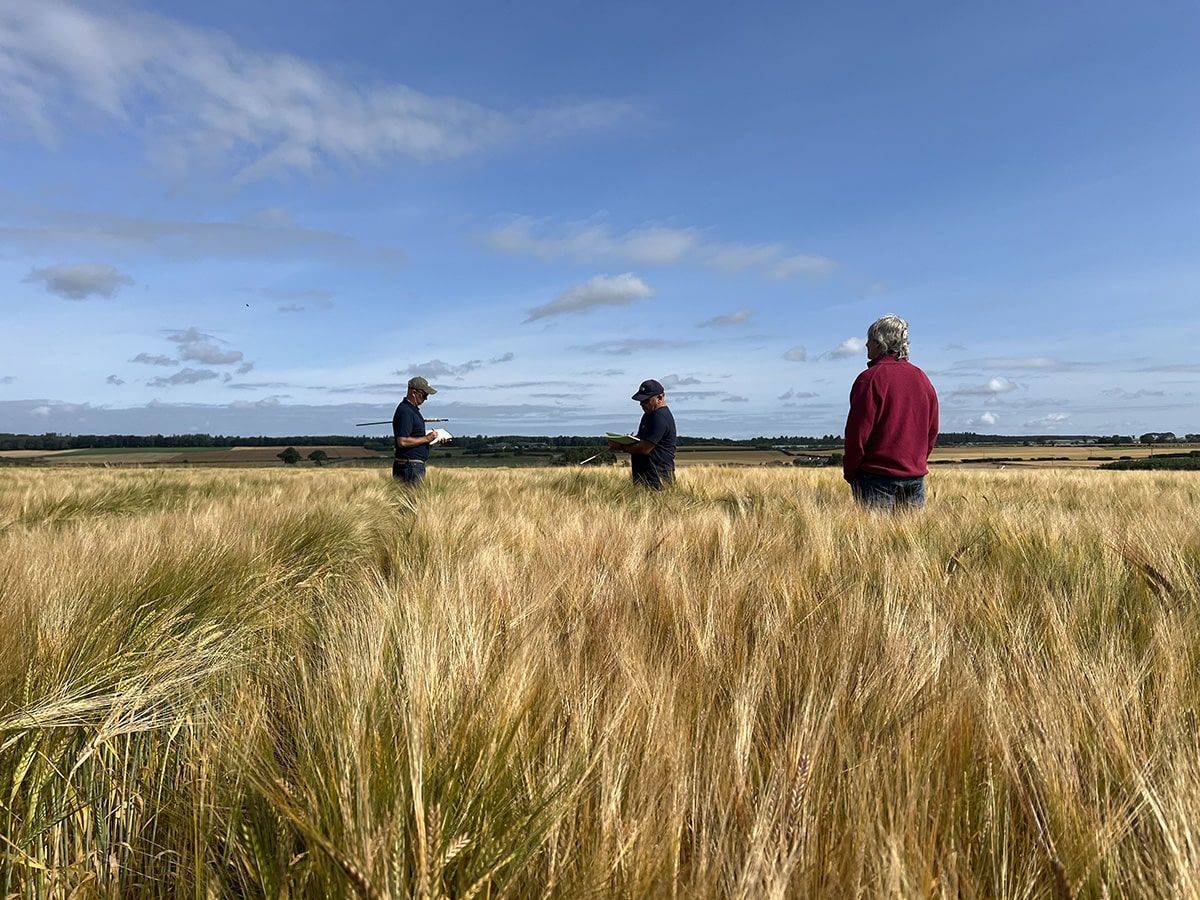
[[843, 315, 939, 510], [392, 376, 441, 486]]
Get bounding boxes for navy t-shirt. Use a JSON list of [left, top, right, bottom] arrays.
[[392, 399, 429, 462], [632, 406, 676, 486]]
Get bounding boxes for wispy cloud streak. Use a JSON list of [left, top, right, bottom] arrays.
[[485, 218, 837, 281], [0, 1, 633, 180]]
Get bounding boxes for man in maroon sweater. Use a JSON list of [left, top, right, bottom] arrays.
[[843, 315, 939, 509]]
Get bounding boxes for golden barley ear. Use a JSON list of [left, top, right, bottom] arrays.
[[1110, 540, 1177, 600]]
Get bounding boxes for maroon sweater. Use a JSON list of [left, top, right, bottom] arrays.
[[843, 355, 939, 481]]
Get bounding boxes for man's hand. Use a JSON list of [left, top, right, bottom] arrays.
[[607, 439, 625, 452], [426, 430, 440, 444]]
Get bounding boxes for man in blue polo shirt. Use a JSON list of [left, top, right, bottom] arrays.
[[392, 376, 440, 486], [609, 378, 677, 489]]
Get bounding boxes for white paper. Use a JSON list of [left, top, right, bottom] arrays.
[[429, 428, 453, 445], [605, 432, 639, 445]]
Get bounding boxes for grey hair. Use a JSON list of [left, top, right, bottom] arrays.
[[867, 314, 910, 361]]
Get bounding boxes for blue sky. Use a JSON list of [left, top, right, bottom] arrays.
[[1, 0, 1197, 437]]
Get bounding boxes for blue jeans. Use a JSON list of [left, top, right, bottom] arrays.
[[852, 473, 925, 510], [392, 460, 426, 486]]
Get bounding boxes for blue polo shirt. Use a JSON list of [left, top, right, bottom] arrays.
[[632, 406, 676, 487], [392, 399, 429, 462]]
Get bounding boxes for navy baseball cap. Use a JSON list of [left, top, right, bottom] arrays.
[[632, 379, 665, 401]]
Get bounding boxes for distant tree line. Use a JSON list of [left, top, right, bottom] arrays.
[[939, 432, 1200, 445], [0, 433, 376, 451], [0, 432, 848, 451], [1138, 432, 1200, 443], [3, 431, 1198, 453]]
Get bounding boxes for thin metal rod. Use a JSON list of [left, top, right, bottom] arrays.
[[355, 418, 448, 426]]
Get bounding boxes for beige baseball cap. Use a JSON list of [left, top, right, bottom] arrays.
[[407, 376, 437, 395]]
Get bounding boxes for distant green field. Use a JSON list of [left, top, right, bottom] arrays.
[[1100, 454, 1200, 471]]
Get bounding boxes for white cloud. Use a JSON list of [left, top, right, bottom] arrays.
[[227, 381, 294, 391], [24, 262, 133, 299], [671, 391, 724, 401], [956, 376, 1020, 396], [165, 327, 212, 344], [400, 354, 512, 379], [826, 337, 866, 360], [402, 359, 479, 379], [484, 218, 837, 281], [966, 411, 999, 427], [0, 1, 632, 181], [698, 308, 753, 328], [778, 389, 819, 400], [721, 395, 749, 403], [162, 326, 245, 367], [0, 397, 643, 436], [180, 342, 244, 366], [1138, 363, 1200, 373], [525, 273, 655, 322], [130, 353, 178, 366], [147, 367, 220, 387], [662, 374, 702, 387], [1024, 412, 1071, 429], [486, 220, 697, 265], [0, 207, 396, 263], [0, 376, 15, 384], [1102, 387, 1166, 399], [782, 346, 808, 362], [105, 374, 124, 386], [229, 396, 287, 409], [953, 357, 1095, 372], [572, 338, 697, 356]]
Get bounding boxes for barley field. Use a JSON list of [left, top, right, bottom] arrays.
[[0, 466, 1198, 898]]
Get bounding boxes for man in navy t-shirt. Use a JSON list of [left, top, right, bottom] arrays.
[[609, 378, 677, 489], [392, 376, 441, 486]]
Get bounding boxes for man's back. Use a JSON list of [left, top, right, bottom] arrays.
[[843, 356, 938, 480]]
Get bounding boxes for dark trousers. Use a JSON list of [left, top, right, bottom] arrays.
[[852, 472, 926, 510], [392, 460, 426, 486], [633, 466, 674, 491]]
